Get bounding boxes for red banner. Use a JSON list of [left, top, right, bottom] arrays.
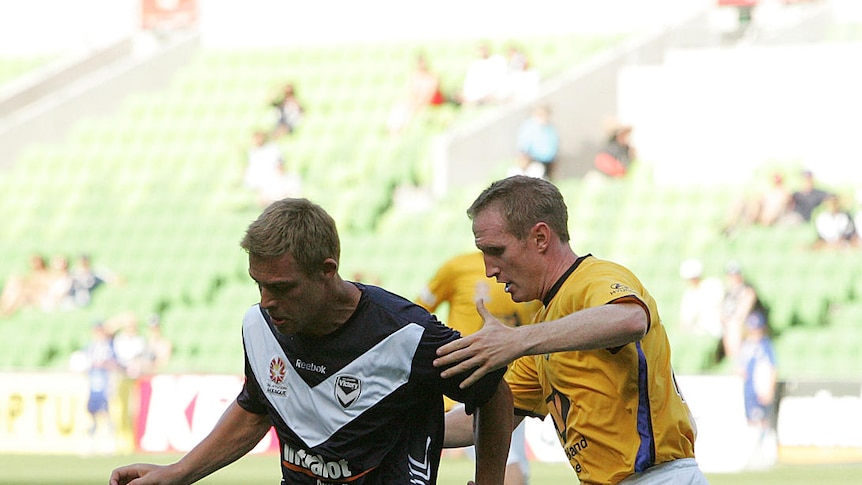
[[135, 374, 278, 453]]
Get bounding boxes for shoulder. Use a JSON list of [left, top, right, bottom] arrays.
[[360, 284, 438, 326]]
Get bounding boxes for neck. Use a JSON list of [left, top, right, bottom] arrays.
[[315, 280, 362, 336], [540, 244, 579, 301]]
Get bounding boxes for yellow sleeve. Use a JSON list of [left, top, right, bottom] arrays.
[[505, 356, 547, 418], [415, 259, 457, 312]]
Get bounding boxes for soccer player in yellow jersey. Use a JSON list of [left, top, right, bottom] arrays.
[[439, 175, 708, 484], [417, 251, 541, 336], [417, 251, 541, 485]]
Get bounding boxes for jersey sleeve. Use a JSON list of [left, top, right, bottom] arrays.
[[415, 260, 456, 312], [236, 339, 269, 415], [582, 264, 652, 330], [506, 356, 547, 418], [415, 316, 506, 415]]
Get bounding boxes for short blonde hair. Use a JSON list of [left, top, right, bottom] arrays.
[[240, 198, 340, 275]]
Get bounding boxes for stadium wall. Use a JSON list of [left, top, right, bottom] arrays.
[[432, 8, 717, 195], [0, 33, 199, 169], [617, 42, 862, 187], [3, 371, 860, 471]]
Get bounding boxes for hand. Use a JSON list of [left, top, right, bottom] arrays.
[[109, 464, 176, 485], [434, 299, 520, 388]]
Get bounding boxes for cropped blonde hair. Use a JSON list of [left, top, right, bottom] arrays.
[[240, 198, 340, 275]]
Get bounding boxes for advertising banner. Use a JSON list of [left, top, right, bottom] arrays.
[[0, 372, 131, 454], [136, 374, 277, 453], [777, 379, 862, 464]]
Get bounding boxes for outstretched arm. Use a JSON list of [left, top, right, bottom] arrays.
[[435, 300, 648, 388], [109, 400, 271, 485], [472, 380, 513, 485]]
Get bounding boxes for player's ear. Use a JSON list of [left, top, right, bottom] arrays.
[[321, 258, 339, 277], [531, 222, 551, 250]]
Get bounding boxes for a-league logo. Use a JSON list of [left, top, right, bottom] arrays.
[[269, 357, 287, 384], [335, 375, 361, 408]]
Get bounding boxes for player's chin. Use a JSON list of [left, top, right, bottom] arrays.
[[271, 319, 298, 335], [505, 283, 524, 302]]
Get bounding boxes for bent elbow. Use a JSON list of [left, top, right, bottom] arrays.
[[624, 306, 649, 341]]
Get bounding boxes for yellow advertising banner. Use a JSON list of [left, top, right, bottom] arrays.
[[0, 372, 132, 454]]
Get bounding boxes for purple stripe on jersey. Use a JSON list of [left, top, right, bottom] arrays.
[[635, 341, 655, 472]]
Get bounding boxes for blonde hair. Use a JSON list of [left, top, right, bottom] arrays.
[[240, 198, 340, 275], [467, 175, 570, 242]]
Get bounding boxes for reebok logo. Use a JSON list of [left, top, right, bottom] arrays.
[[295, 359, 327, 375]]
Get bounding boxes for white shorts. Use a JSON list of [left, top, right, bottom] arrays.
[[619, 458, 708, 485]]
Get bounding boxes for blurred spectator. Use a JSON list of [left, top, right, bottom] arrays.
[[737, 311, 778, 470], [719, 261, 769, 362], [109, 312, 149, 379], [497, 43, 540, 102], [0, 253, 51, 317], [506, 154, 546, 179], [594, 122, 636, 178], [243, 130, 302, 207], [515, 104, 559, 180], [855, 189, 862, 242], [722, 172, 793, 237], [82, 321, 120, 453], [386, 52, 445, 135], [257, 162, 303, 208], [787, 169, 831, 224], [70, 253, 121, 307], [270, 82, 304, 137], [678, 258, 725, 363], [44, 254, 75, 311], [812, 194, 858, 250], [145, 314, 173, 373], [458, 42, 507, 106]]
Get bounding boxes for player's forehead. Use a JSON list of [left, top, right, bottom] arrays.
[[248, 252, 302, 284], [472, 209, 515, 249]]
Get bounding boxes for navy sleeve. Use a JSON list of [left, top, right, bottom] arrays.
[[236, 343, 269, 415], [416, 317, 506, 415]]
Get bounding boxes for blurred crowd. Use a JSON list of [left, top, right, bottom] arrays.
[[69, 311, 173, 453], [722, 169, 862, 250], [0, 252, 121, 318]]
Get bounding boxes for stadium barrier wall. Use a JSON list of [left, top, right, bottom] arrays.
[[3, 372, 859, 470], [0, 372, 134, 454], [618, 42, 862, 187], [135, 374, 278, 454]]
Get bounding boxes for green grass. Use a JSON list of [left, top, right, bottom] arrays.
[[0, 452, 860, 484]]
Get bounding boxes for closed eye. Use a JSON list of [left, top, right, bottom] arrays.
[[481, 246, 504, 257]]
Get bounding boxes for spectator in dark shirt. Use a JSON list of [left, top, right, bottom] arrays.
[[788, 170, 831, 224]]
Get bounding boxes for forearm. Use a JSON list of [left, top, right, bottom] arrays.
[[172, 401, 272, 483], [473, 381, 513, 485], [517, 302, 647, 356], [443, 404, 475, 448]]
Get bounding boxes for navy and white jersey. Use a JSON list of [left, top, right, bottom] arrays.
[[237, 283, 505, 484]]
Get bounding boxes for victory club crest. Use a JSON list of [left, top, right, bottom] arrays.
[[335, 375, 361, 408]]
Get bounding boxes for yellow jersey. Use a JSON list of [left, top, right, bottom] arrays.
[[506, 255, 697, 484], [416, 252, 541, 335]]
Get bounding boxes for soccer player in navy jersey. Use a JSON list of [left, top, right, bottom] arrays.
[[110, 198, 512, 485]]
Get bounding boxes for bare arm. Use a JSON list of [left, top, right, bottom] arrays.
[[445, 399, 524, 449], [444, 403, 475, 448], [109, 400, 272, 485], [472, 380, 512, 485], [435, 300, 648, 388]]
